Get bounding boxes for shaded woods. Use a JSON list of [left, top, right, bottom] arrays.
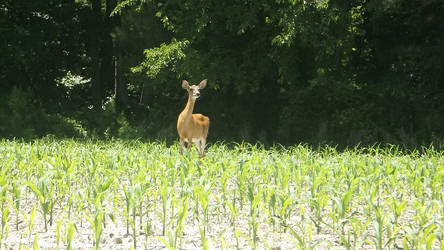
[[1, 0, 443, 147]]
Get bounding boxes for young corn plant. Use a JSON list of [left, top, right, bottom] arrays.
[[56, 218, 63, 248], [0, 203, 9, 248], [169, 172, 178, 231], [288, 222, 323, 250], [366, 185, 402, 250], [347, 217, 370, 249], [159, 173, 169, 236], [199, 224, 209, 250], [61, 156, 76, 219], [276, 191, 293, 232], [122, 183, 133, 235], [161, 193, 188, 249], [371, 205, 387, 250], [122, 182, 143, 249], [225, 200, 239, 249], [309, 191, 329, 233], [388, 196, 406, 227], [266, 187, 277, 231], [247, 182, 263, 249], [65, 220, 76, 250], [33, 232, 39, 250], [90, 175, 115, 228], [333, 178, 359, 225], [0, 172, 8, 246], [25, 179, 52, 232], [86, 194, 105, 250], [402, 199, 440, 249], [11, 181, 25, 231], [220, 171, 229, 213], [0, 139, 442, 249], [24, 205, 36, 246], [194, 180, 211, 237], [142, 187, 155, 247], [134, 171, 150, 233]]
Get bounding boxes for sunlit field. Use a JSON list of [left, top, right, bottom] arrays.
[[0, 139, 442, 249]]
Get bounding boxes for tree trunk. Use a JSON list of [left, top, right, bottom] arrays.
[[90, 0, 103, 110], [114, 53, 127, 112], [107, 0, 127, 112]]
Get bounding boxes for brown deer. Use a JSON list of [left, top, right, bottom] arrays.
[[177, 79, 210, 157]]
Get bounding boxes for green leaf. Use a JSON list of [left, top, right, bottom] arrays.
[[167, 230, 175, 248], [33, 233, 39, 250], [24, 181, 44, 205], [56, 219, 62, 246], [131, 39, 190, 79], [66, 221, 76, 250], [288, 226, 304, 246], [100, 177, 115, 193], [157, 236, 174, 250], [279, 197, 292, 217], [425, 233, 435, 250], [1, 205, 9, 225], [199, 225, 209, 250]]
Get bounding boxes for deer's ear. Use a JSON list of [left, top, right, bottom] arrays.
[[182, 80, 190, 90], [199, 79, 207, 89]]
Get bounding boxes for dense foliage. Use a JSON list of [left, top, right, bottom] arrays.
[[0, 139, 443, 249], [1, 0, 443, 147]]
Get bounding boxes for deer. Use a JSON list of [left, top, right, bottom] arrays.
[[177, 79, 210, 157]]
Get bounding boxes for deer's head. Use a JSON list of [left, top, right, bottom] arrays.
[[182, 79, 207, 101]]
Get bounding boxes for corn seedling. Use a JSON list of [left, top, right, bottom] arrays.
[[0, 140, 442, 249]]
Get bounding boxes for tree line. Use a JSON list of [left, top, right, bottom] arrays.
[[1, 0, 443, 147]]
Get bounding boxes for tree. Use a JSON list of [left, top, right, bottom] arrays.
[[1, 0, 442, 146], [0, 0, 84, 111], [0, 0, 87, 138]]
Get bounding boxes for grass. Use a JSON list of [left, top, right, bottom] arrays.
[[0, 138, 443, 249]]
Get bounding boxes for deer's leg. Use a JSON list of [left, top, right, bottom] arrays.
[[200, 139, 206, 157], [196, 140, 202, 157], [187, 138, 192, 151], [193, 140, 201, 156], [179, 138, 185, 155]]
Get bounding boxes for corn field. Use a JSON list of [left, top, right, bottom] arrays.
[[0, 139, 443, 249]]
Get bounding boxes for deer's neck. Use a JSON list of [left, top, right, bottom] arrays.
[[181, 95, 195, 118]]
